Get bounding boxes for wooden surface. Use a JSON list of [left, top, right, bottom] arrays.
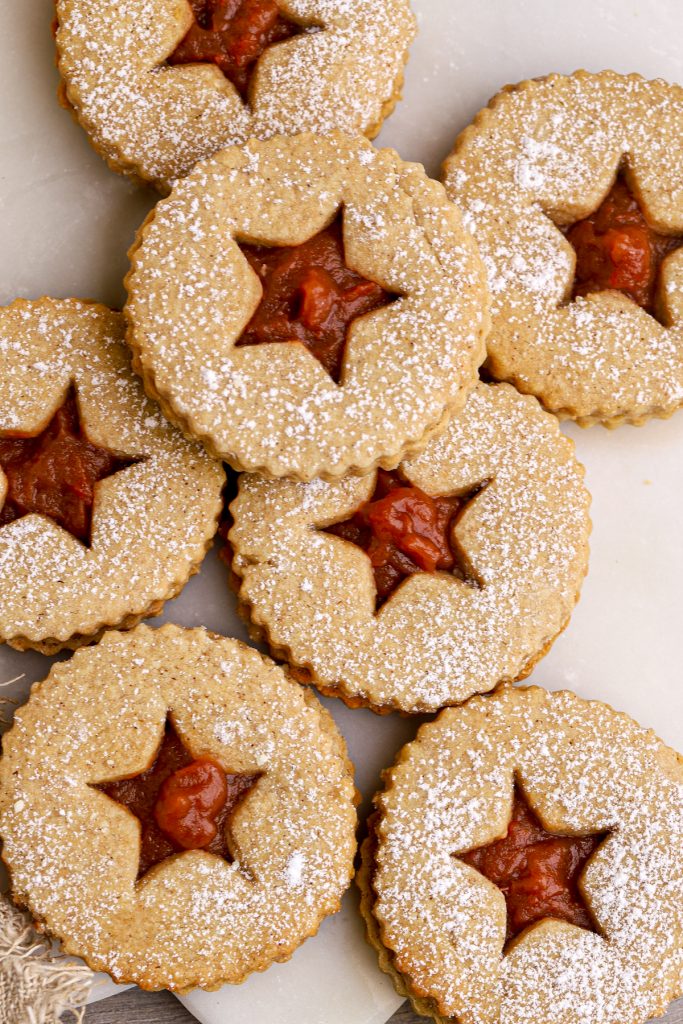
[[82, 988, 422, 1023], [84, 987, 683, 1024]]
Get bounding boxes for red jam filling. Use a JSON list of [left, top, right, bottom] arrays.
[[459, 787, 603, 942], [155, 758, 228, 850], [237, 215, 394, 383], [325, 469, 470, 609], [168, 0, 302, 100], [566, 174, 683, 315], [0, 389, 135, 545], [98, 721, 259, 878]]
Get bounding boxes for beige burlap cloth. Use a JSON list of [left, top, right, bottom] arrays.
[[1, 692, 93, 1022], [0, 891, 93, 1024]]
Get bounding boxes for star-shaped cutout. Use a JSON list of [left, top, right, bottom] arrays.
[[455, 783, 607, 946], [167, 0, 305, 101], [236, 213, 398, 383], [0, 387, 138, 546], [95, 717, 260, 881], [324, 469, 487, 611], [565, 172, 683, 322]]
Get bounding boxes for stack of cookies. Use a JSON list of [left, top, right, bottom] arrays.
[[0, 3, 682, 1024]]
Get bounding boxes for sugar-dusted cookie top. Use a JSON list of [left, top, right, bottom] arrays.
[[0, 624, 357, 992], [443, 71, 683, 426], [125, 132, 489, 481], [0, 298, 224, 652], [360, 684, 683, 1024], [229, 383, 590, 713], [55, 0, 416, 189]]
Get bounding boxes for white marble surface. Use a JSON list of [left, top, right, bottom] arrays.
[[1, 1, 682, 1023]]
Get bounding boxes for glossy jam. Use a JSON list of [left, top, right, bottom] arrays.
[[459, 787, 602, 942], [168, 0, 301, 99], [98, 722, 259, 878], [325, 469, 464, 608], [567, 174, 682, 314], [155, 758, 228, 850], [0, 389, 134, 545], [238, 216, 393, 382]]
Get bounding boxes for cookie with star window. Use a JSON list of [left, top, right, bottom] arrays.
[[0, 298, 224, 653], [358, 684, 683, 1024], [54, 0, 416, 189], [442, 71, 683, 426], [0, 624, 357, 992], [227, 382, 591, 714], [125, 132, 489, 481]]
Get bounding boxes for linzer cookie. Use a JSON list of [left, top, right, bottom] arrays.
[[359, 685, 683, 1024], [125, 132, 488, 481], [54, 0, 416, 189], [228, 383, 590, 714], [442, 71, 683, 426], [0, 298, 224, 653], [0, 624, 357, 992]]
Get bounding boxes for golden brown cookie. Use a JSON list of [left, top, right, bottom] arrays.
[[228, 382, 591, 713], [442, 71, 683, 427], [125, 132, 489, 481], [55, 0, 416, 190], [0, 624, 357, 992], [359, 684, 683, 1024], [0, 298, 224, 653]]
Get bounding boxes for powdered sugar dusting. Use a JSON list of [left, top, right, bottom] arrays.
[[368, 685, 683, 1024], [0, 299, 224, 648], [285, 851, 306, 888], [443, 72, 683, 424], [125, 133, 488, 480], [0, 625, 357, 991], [230, 382, 591, 712], [55, 0, 416, 187]]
